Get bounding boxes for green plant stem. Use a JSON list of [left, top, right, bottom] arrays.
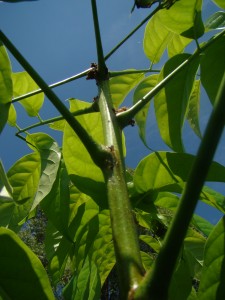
[[91, 0, 107, 77], [109, 69, 160, 77], [134, 71, 225, 300], [117, 29, 225, 128], [104, 4, 162, 61], [98, 79, 145, 299], [12, 68, 91, 103], [17, 104, 96, 133], [0, 30, 109, 168]]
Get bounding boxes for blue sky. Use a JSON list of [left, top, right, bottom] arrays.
[[0, 0, 224, 223]]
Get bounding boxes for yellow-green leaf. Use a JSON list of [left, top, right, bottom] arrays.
[[12, 71, 44, 117]]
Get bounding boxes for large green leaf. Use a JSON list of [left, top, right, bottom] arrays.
[[0, 227, 54, 300], [186, 79, 202, 138], [0, 152, 41, 231], [0, 160, 13, 203], [192, 214, 214, 237], [109, 70, 144, 108], [157, 0, 204, 39], [27, 133, 61, 211], [212, 0, 225, 9], [154, 54, 199, 152], [143, 13, 191, 63], [0, 43, 12, 133], [133, 152, 225, 211], [133, 74, 158, 147], [200, 35, 225, 104], [198, 216, 225, 299], [41, 161, 71, 237], [12, 71, 44, 117], [63, 99, 106, 203]]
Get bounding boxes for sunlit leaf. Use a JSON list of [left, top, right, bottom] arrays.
[[0, 152, 41, 231], [198, 216, 225, 299], [63, 99, 106, 203], [134, 152, 225, 210], [110, 70, 145, 108], [139, 235, 161, 253], [12, 71, 44, 117], [201, 35, 225, 104], [186, 79, 202, 138], [143, 13, 192, 63], [133, 74, 158, 147], [0, 227, 54, 300], [7, 103, 17, 126], [143, 14, 173, 63], [205, 11, 225, 31], [157, 0, 204, 39], [0, 43, 12, 133], [0, 160, 13, 200], [140, 251, 154, 271], [27, 133, 61, 211], [154, 54, 199, 152], [212, 0, 225, 9]]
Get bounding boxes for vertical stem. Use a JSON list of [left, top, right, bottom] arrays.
[[98, 80, 145, 299], [134, 72, 225, 299]]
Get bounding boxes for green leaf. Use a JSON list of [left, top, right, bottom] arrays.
[[12, 71, 44, 117], [0, 160, 13, 201], [143, 14, 192, 63], [168, 252, 193, 300], [64, 258, 101, 300], [26, 133, 61, 211], [186, 79, 202, 138], [154, 54, 199, 152], [140, 251, 154, 271], [0, 152, 41, 231], [201, 35, 225, 104], [133, 74, 158, 147], [134, 152, 225, 212], [0, 43, 12, 133], [212, 0, 225, 9], [157, 0, 204, 39], [63, 99, 106, 203], [192, 214, 214, 237], [139, 235, 161, 253], [0, 43, 12, 104], [109, 70, 145, 108], [7, 103, 17, 126], [41, 160, 71, 237], [0, 227, 55, 300], [205, 11, 225, 31], [198, 216, 225, 299]]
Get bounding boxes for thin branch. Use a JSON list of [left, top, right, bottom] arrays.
[[104, 4, 162, 61], [17, 104, 97, 133], [134, 69, 225, 300], [12, 68, 92, 103], [109, 68, 160, 78], [0, 30, 110, 168], [91, 0, 107, 77], [117, 29, 225, 128]]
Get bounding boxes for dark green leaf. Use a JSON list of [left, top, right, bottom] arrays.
[[198, 216, 225, 299], [200, 35, 225, 104], [0, 227, 54, 300], [154, 54, 199, 152], [192, 214, 214, 237]]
